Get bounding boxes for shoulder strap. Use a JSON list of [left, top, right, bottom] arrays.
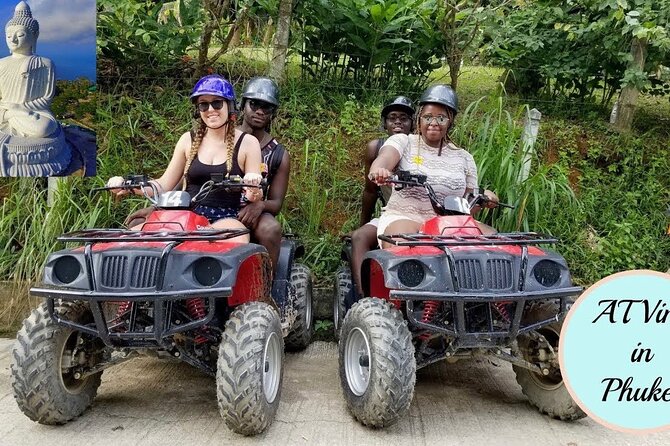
[[233, 131, 246, 153], [268, 141, 285, 179]]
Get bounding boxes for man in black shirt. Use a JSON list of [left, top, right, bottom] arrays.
[[237, 77, 290, 274]]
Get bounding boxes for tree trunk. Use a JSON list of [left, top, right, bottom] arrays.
[[448, 57, 461, 90], [197, 0, 233, 78], [612, 37, 647, 132], [197, 22, 216, 77], [268, 0, 294, 81]]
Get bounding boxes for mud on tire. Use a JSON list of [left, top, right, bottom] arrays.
[[285, 263, 313, 351], [333, 266, 352, 341], [513, 301, 586, 421], [11, 301, 103, 425], [217, 302, 284, 435], [338, 297, 416, 427]]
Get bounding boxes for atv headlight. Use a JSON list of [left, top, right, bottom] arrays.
[[532, 260, 561, 287], [53, 255, 81, 284], [397, 260, 425, 288], [193, 257, 223, 287]]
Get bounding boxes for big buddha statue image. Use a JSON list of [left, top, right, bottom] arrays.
[[0, 1, 72, 176]]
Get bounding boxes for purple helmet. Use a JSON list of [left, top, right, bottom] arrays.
[[190, 75, 236, 102]]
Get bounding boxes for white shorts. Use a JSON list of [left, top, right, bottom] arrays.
[[377, 213, 426, 246], [365, 217, 380, 228]]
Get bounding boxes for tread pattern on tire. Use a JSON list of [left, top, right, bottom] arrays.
[[513, 301, 585, 421], [217, 301, 284, 436], [285, 263, 313, 351], [333, 266, 352, 340], [11, 301, 102, 425], [339, 297, 416, 428]]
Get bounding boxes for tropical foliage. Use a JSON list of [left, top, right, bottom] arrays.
[[484, 0, 670, 103]]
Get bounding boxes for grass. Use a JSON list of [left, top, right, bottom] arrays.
[[0, 282, 39, 337]]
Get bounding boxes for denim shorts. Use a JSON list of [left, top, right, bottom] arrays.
[[193, 205, 239, 224]]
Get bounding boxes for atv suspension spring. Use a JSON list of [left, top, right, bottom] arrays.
[[492, 301, 512, 322], [419, 300, 441, 340], [185, 298, 208, 344], [115, 301, 132, 322]]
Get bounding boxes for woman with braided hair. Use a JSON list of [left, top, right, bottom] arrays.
[[107, 75, 263, 242], [368, 84, 498, 248]]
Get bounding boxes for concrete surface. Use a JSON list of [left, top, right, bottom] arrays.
[[1, 338, 669, 446]]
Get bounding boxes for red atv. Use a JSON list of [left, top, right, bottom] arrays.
[[338, 171, 585, 427], [10, 175, 313, 435]]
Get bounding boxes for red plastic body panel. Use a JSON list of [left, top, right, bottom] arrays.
[[143, 210, 209, 232], [420, 215, 481, 236], [418, 215, 546, 256], [228, 253, 271, 306], [369, 261, 401, 309]]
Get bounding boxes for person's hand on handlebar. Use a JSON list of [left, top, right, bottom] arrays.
[[106, 176, 130, 199], [482, 189, 499, 209], [243, 173, 263, 202], [368, 167, 393, 185]]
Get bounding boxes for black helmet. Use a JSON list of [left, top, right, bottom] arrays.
[[381, 95, 415, 118], [419, 84, 458, 115], [240, 76, 279, 108]]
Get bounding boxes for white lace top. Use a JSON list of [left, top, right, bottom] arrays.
[[381, 133, 478, 220]]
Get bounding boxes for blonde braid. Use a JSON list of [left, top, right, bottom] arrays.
[[182, 120, 207, 190], [225, 123, 235, 177]]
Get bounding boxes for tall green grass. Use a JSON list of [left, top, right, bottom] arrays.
[[0, 178, 117, 282], [455, 94, 577, 233]]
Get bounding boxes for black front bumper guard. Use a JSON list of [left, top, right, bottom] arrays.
[[31, 286, 232, 349], [393, 286, 582, 349]]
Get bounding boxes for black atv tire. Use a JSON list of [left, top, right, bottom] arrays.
[[513, 301, 586, 421], [11, 301, 103, 425], [339, 297, 415, 427], [217, 302, 284, 435], [285, 263, 313, 351], [333, 266, 352, 341]]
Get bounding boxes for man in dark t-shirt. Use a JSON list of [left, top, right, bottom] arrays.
[[351, 96, 415, 297], [237, 77, 290, 275]]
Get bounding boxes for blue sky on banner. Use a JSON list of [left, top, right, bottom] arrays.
[[0, 0, 95, 81]]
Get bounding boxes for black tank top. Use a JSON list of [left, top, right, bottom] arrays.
[[186, 133, 246, 208]]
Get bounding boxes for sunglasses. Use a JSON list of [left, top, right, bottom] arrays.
[[420, 114, 449, 126], [248, 99, 276, 113], [197, 99, 225, 112], [385, 113, 412, 123]]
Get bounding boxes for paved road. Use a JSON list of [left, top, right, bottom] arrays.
[[1, 338, 668, 446]]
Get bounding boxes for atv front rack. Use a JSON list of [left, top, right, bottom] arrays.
[[378, 232, 557, 247], [58, 228, 249, 243]]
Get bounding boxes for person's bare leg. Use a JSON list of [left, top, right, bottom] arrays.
[[351, 224, 378, 297], [210, 218, 250, 243], [381, 219, 421, 249], [476, 221, 497, 235], [253, 213, 282, 277]]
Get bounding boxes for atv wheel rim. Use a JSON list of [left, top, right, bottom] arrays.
[[333, 295, 340, 331], [344, 327, 371, 396], [305, 285, 313, 333], [59, 331, 87, 394], [263, 332, 281, 403]]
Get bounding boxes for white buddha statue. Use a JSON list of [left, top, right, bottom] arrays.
[[0, 1, 71, 176]]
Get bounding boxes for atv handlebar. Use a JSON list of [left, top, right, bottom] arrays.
[[93, 175, 160, 203], [387, 170, 513, 216], [191, 175, 265, 204], [98, 174, 265, 208]]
